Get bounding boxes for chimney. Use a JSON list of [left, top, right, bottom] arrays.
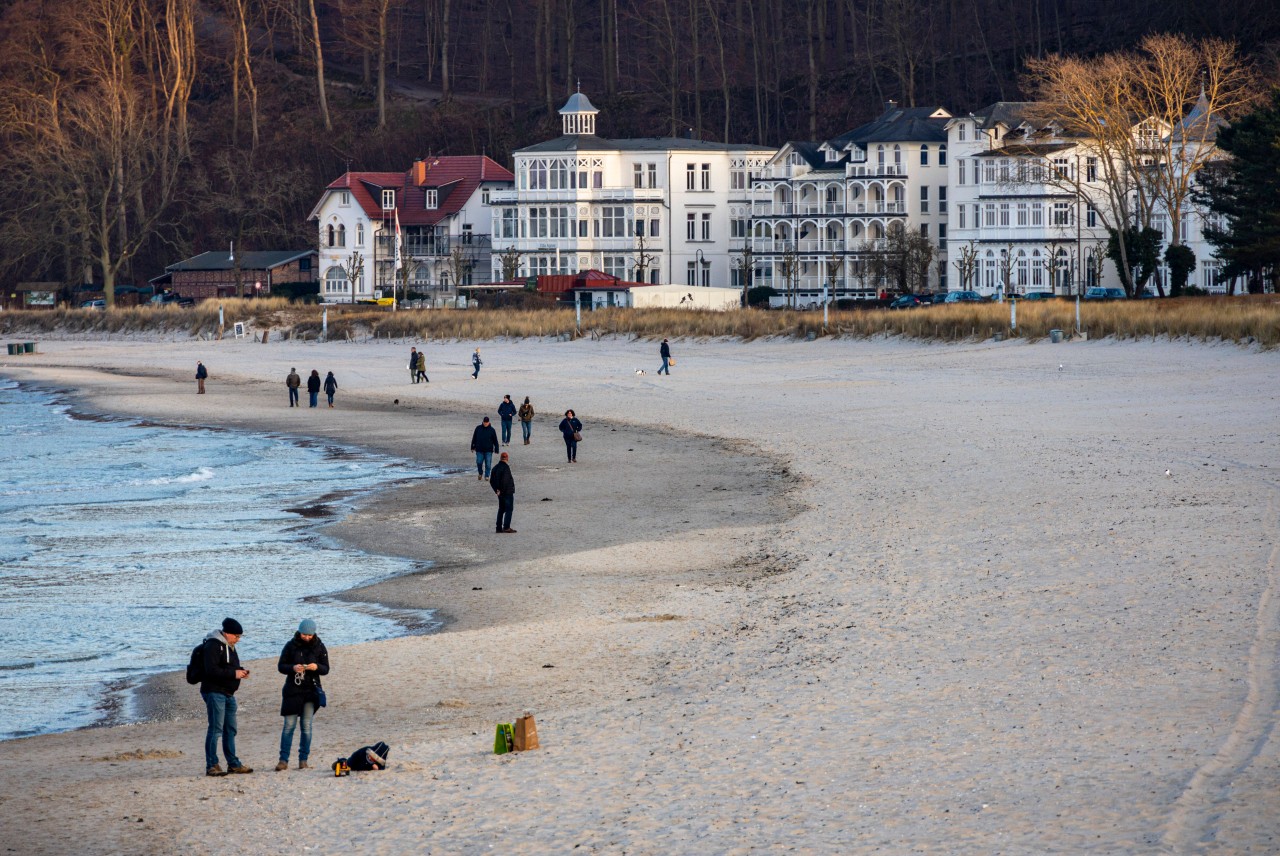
[[413, 159, 426, 186]]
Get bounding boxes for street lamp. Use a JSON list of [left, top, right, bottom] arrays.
[[695, 248, 707, 287]]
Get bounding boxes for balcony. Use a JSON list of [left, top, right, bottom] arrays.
[[487, 187, 665, 204], [753, 201, 906, 217], [375, 233, 493, 258], [846, 163, 906, 178]]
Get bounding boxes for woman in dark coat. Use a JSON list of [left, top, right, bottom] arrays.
[[558, 409, 582, 463], [323, 371, 338, 408], [276, 619, 329, 770], [306, 370, 321, 408]]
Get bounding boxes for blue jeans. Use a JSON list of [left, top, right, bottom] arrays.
[[472, 362, 481, 378], [659, 356, 670, 374], [202, 691, 241, 769], [288, 387, 299, 406], [564, 437, 577, 462], [280, 701, 316, 763], [521, 421, 532, 442], [496, 494, 514, 531], [501, 418, 513, 444], [309, 390, 318, 407], [475, 451, 493, 477]]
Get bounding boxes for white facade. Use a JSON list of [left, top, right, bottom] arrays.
[[310, 158, 513, 304], [947, 101, 1243, 297], [489, 93, 775, 293], [749, 104, 952, 306]]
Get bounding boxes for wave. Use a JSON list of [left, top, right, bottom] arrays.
[[142, 466, 215, 486]]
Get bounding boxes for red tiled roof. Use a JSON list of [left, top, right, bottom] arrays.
[[323, 156, 513, 226]]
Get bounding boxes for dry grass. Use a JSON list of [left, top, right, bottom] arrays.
[[2, 296, 1277, 348]]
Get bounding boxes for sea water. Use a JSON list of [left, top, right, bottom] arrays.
[[0, 378, 440, 741]]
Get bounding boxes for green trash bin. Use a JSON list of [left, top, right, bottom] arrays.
[[23, 342, 35, 354], [1049, 329, 1063, 344], [5, 344, 15, 356]]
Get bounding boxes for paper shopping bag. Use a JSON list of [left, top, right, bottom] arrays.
[[513, 714, 540, 751]]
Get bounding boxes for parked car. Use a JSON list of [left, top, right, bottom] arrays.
[[929, 293, 950, 304], [1020, 291, 1057, 300], [150, 291, 194, 307], [1084, 287, 1127, 300], [943, 291, 985, 303], [888, 294, 929, 309], [79, 299, 106, 310]]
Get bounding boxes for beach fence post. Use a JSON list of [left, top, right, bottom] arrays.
[[822, 285, 829, 329], [575, 299, 581, 334], [1010, 297, 1017, 331], [322, 306, 328, 338], [1075, 295, 1081, 334]]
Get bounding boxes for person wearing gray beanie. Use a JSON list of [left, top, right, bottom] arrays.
[[275, 619, 329, 771]]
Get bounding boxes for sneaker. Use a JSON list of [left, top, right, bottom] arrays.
[[502, 528, 518, 534], [227, 765, 254, 774], [275, 761, 289, 772], [298, 761, 310, 770], [477, 474, 484, 481], [206, 765, 227, 777]]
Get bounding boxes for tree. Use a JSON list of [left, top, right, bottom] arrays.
[[629, 231, 658, 283], [952, 240, 979, 291], [342, 250, 364, 303], [776, 243, 800, 308], [497, 247, 524, 282], [730, 243, 756, 307], [1164, 244, 1196, 296], [865, 227, 934, 294], [1196, 88, 1280, 293], [1106, 226, 1163, 293]]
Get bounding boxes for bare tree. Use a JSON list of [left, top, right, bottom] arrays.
[[952, 239, 979, 291], [777, 243, 800, 308], [497, 246, 524, 282], [305, 0, 333, 131], [731, 243, 757, 306]]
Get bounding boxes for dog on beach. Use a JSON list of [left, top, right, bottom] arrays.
[[635, 369, 647, 375]]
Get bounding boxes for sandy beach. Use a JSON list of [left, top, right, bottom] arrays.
[[0, 332, 1277, 854]]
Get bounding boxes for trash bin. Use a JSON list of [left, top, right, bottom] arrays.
[[5, 344, 16, 355], [22, 342, 35, 353], [1049, 329, 1063, 343]]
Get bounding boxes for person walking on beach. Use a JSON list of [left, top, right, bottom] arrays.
[[471, 416, 500, 480], [323, 372, 338, 408], [490, 451, 516, 533], [558, 409, 582, 463], [200, 617, 252, 777], [276, 619, 329, 771], [416, 351, 429, 383], [286, 368, 301, 407], [408, 347, 419, 384], [497, 395, 517, 446], [471, 348, 483, 380], [306, 370, 321, 408], [658, 339, 672, 375], [518, 397, 535, 445], [196, 361, 208, 394]]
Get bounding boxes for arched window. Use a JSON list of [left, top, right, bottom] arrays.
[[1016, 250, 1028, 288], [920, 145, 930, 166], [893, 145, 902, 167], [325, 266, 348, 297], [337, 224, 347, 247], [327, 224, 335, 247], [938, 144, 947, 166], [356, 222, 364, 246], [877, 146, 885, 168]]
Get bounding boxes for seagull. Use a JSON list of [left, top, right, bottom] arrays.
[[1165, 469, 1172, 478], [1058, 364, 1064, 372]]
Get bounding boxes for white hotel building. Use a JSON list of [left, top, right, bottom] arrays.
[[489, 93, 774, 289]]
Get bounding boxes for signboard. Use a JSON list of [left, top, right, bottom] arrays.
[[24, 291, 56, 307], [233, 322, 247, 339]]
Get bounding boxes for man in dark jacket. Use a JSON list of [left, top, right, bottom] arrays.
[[470, 416, 500, 480], [658, 339, 672, 375], [497, 395, 517, 446], [201, 617, 252, 776], [490, 451, 516, 533], [286, 368, 301, 407], [408, 347, 419, 383], [196, 360, 208, 393], [306, 370, 322, 408]]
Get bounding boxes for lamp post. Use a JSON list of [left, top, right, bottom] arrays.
[[695, 248, 706, 288]]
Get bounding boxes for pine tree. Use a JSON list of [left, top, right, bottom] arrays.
[[1196, 88, 1280, 293]]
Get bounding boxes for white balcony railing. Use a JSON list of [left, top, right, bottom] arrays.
[[487, 187, 665, 204]]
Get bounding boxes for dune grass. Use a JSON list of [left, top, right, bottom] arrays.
[[2, 296, 1277, 348]]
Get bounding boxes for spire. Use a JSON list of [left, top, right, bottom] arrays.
[[559, 91, 599, 136]]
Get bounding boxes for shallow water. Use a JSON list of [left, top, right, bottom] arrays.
[[0, 378, 440, 740]]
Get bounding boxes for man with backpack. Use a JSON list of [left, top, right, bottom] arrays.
[[192, 617, 254, 777]]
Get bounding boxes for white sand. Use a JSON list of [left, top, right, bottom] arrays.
[[0, 333, 1277, 854]]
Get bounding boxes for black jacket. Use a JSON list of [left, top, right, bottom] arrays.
[[497, 400, 517, 420], [277, 633, 330, 716], [200, 632, 242, 696], [307, 373, 321, 393], [323, 374, 337, 394], [471, 423, 500, 453], [489, 461, 514, 495], [660, 341, 671, 359], [196, 364, 208, 379], [559, 417, 582, 439]]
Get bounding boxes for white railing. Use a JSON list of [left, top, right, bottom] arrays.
[[486, 187, 664, 204], [846, 164, 905, 178]]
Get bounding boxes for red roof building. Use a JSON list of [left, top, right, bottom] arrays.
[[309, 156, 514, 305]]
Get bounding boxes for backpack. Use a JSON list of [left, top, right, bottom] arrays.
[[185, 642, 205, 685]]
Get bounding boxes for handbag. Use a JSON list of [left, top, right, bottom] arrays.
[[668, 358, 676, 367], [572, 431, 582, 442]]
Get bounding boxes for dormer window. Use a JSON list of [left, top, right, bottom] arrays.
[[825, 148, 838, 162], [788, 152, 804, 166], [425, 189, 438, 209], [382, 189, 396, 210], [339, 191, 350, 205], [958, 123, 967, 142]]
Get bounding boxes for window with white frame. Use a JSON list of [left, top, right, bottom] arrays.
[[999, 202, 1010, 227], [701, 212, 711, 241], [686, 261, 696, 286], [958, 159, 966, 185], [599, 206, 626, 238], [1016, 203, 1028, 227], [983, 160, 997, 183], [325, 267, 348, 295], [939, 144, 946, 166], [972, 159, 980, 184], [356, 222, 364, 245], [730, 216, 747, 239], [1053, 158, 1070, 180], [1032, 250, 1044, 286], [647, 164, 658, 188], [920, 186, 929, 213], [1086, 157, 1098, 182], [339, 191, 350, 206], [604, 256, 627, 279], [337, 224, 346, 246], [958, 123, 967, 142], [687, 213, 696, 240], [425, 189, 438, 209], [498, 208, 517, 239], [634, 164, 644, 189], [382, 189, 396, 210], [649, 218, 660, 237], [1052, 202, 1072, 226], [686, 164, 696, 190], [1031, 204, 1044, 227], [938, 186, 947, 213], [958, 205, 966, 229], [920, 145, 929, 166], [731, 168, 746, 191], [1086, 205, 1098, 228], [920, 223, 929, 238], [700, 163, 711, 190], [984, 204, 996, 227]]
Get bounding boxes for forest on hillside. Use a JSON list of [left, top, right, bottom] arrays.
[[1, 0, 1278, 291]]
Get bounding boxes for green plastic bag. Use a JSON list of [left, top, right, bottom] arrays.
[[493, 723, 514, 755]]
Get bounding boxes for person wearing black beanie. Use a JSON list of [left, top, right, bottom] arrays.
[[200, 617, 252, 777]]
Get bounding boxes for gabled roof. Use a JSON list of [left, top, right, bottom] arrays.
[[1170, 89, 1228, 144], [967, 102, 1039, 131], [165, 250, 316, 273], [826, 104, 952, 149], [314, 156, 514, 226]]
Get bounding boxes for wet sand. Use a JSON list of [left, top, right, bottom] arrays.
[[0, 334, 1277, 854]]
